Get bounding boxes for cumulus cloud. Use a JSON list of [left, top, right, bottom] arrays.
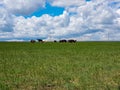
[[13, 16, 48, 38], [3, 0, 46, 15], [0, 7, 13, 32], [49, 0, 86, 7], [0, 0, 120, 41], [12, 11, 70, 39]]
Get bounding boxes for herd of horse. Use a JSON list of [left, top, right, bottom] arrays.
[[30, 39, 77, 43]]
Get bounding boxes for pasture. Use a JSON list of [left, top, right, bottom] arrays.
[[0, 42, 120, 90]]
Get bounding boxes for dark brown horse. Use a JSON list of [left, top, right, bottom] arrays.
[[54, 40, 57, 42], [59, 39, 67, 43], [37, 39, 43, 42], [68, 39, 76, 43], [30, 40, 36, 43]]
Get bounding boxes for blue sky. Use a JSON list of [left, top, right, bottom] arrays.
[[0, 0, 120, 41], [25, 0, 91, 17], [24, 3, 65, 18]]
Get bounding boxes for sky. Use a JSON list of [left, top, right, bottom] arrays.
[[0, 0, 120, 41]]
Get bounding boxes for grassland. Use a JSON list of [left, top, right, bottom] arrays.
[[0, 42, 120, 90]]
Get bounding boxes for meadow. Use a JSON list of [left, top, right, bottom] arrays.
[[0, 42, 120, 90]]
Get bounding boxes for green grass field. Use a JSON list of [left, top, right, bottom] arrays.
[[0, 42, 120, 90]]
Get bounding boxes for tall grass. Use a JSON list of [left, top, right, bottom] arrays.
[[0, 42, 120, 90]]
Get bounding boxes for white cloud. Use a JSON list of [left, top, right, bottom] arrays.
[[0, 0, 120, 41], [3, 0, 46, 15], [12, 11, 70, 39], [49, 0, 86, 7], [13, 16, 47, 38], [0, 0, 4, 5], [116, 9, 120, 16], [0, 7, 13, 32], [5, 39, 25, 42]]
